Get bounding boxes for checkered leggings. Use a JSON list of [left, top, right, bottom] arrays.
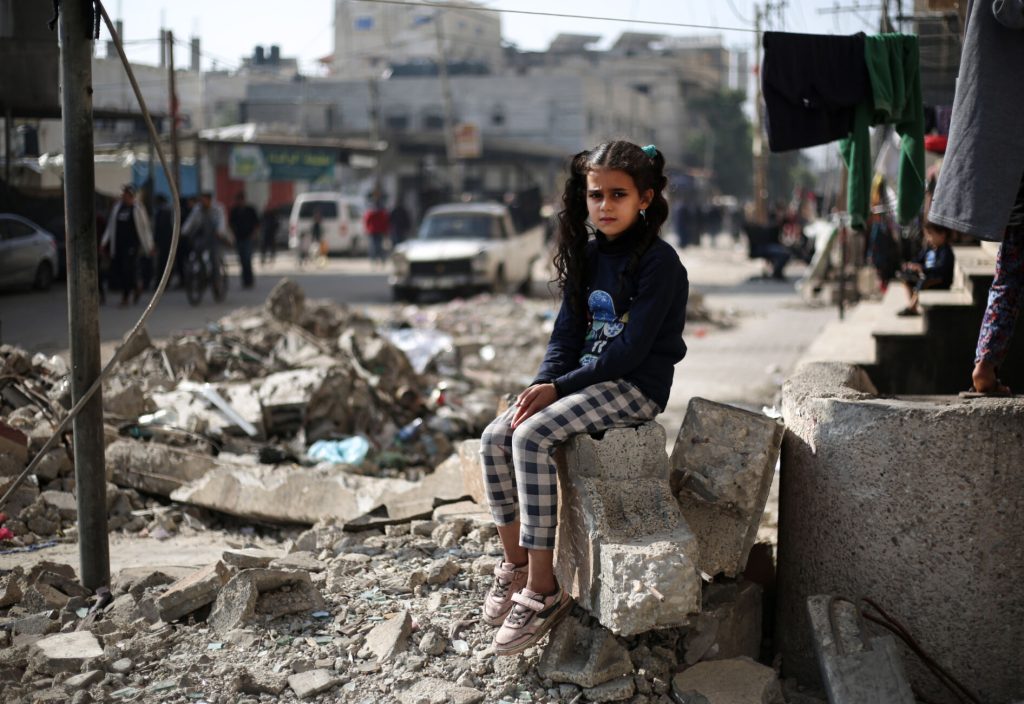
[[479, 380, 660, 550], [976, 225, 1024, 366]]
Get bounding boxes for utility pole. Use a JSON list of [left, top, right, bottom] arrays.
[[58, 0, 109, 590], [752, 5, 768, 223], [167, 29, 181, 191], [433, 12, 460, 197]]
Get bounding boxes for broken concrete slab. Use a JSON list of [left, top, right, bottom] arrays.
[[39, 491, 76, 520], [33, 449, 70, 482], [361, 610, 412, 662], [258, 368, 329, 436], [170, 462, 419, 525], [63, 670, 105, 690], [103, 376, 151, 419], [112, 566, 192, 600], [806, 595, 914, 704], [238, 669, 288, 696], [538, 611, 634, 688], [266, 278, 306, 324], [155, 561, 231, 623], [685, 580, 763, 664], [458, 439, 485, 505], [397, 677, 485, 704], [222, 548, 282, 570], [583, 676, 635, 703], [671, 658, 784, 704], [30, 631, 103, 674], [554, 423, 701, 636], [287, 668, 340, 699], [268, 551, 323, 573], [10, 611, 59, 636], [0, 419, 29, 464], [106, 439, 225, 497], [208, 569, 325, 633], [670, 398, 784, 578], [372, 453, 469, 523]]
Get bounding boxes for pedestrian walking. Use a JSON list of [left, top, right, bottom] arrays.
[[260, 206, 279, 264], [152, 194, 174, 288], [229, 191, 259, 288], [929, 0, 1024, 396], [390, 198, 412, 248], [478, 141, 688, 655], [101, 185, 154, 307], [363, 198, 391, 266]]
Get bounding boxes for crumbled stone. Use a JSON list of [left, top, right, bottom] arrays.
[[671, 658, 784, 704], [538, 611, 634, 688], [361, 610, 412, 662], [31, 631, 103, 674], [287, 668, 340, 699], [156, 561, 231, 622], [397, 677, 486, 704]]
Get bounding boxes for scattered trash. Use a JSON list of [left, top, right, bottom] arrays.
[[307, 437, 371, 466]]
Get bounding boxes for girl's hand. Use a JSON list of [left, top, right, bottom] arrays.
[[511, 383, 558, 428]]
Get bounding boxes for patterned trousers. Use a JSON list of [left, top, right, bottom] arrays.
[[976, 226, 1024, 367], [479, 380, 660, 551]]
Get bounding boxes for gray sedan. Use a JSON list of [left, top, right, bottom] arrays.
[[0, 214, 60, 291]]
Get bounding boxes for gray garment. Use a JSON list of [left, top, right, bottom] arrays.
[[1009, 172, 1024, 227], [929, 0, 1024, 241]]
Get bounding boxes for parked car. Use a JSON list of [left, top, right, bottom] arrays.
[[288, 192, 366, 255], [389, 202, 545, 301], [0, 213, 59, 291]]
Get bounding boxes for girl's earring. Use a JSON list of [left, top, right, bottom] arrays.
[[639, 209, 647, 222]]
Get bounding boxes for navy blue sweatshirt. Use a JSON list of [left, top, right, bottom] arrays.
[[533, 222, 688, 410]]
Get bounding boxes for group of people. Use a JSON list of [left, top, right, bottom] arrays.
[[98, 188, 269, 305]]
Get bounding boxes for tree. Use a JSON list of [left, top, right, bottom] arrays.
[[684, 89, 753, 199]]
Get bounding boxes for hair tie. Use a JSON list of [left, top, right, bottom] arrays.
[[641, 144, 658, 158]]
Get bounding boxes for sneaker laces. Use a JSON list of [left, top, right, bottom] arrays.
[[490, 575, 513, 600], [504, 601, 535, 627]]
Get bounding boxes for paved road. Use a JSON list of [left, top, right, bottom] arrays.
[[0, 255, 394, 356]]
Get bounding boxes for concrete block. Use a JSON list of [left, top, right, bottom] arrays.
[[458, 439, 485, 504], [209, 568, 324, 633], [554, 423, 701, 636], [0, 419, 29, 464], [671, 658, 784, 704], [106, 439, 220, 496], [686, 580, 763, 664], [806, 595, 914, 704], [222, 548, 282, 570], [30, 631, 103, 674], [671, 398, 784, 578], [361, 610, 412, 662], [778, 362, 1024, 702], [155, 561, 230, 623], [287, 669, 340, 699], [538, 611, 634, 688], [397, 678, 485, 704], [583, 676, 635, 702]]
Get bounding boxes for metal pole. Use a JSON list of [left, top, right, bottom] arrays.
[[59, 0, 109, 590], [167, 30, 181, 191], [433, 13, 460, 196], [752, 6, 768, 224]]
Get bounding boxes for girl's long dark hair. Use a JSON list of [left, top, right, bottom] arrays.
[[553, 140, 669, 313]]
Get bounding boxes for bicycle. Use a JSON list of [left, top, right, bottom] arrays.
[[184, 247, 228, 306]]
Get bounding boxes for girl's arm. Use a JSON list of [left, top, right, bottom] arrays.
[[554, 250, 687, 396], [531, 291, 587, 386]]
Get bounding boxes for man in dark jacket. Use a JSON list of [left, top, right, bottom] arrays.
[[229, 191, 259, 288]]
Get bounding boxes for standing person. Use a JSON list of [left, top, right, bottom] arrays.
[[929, 0, 1024, 396], [389, 198, 412, 248], [101, 185, 154, 307], [260, 206, 279, 265], [478, 141, 688, 655], [229, 191, 259, 288], [152, 194, 174, 288], [363, 198, 391, 266]]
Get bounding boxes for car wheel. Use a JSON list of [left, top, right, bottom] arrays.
[[491, 265, 507, 295], [33, 261, 54, 291], [518, 265, 533, 297]]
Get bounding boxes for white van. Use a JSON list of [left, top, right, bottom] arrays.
[[288, 192, 366, 255]]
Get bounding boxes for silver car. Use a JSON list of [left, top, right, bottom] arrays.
[[0, 214, 60, 291]]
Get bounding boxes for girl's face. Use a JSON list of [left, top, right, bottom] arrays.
[[586, 168, 653, 240]]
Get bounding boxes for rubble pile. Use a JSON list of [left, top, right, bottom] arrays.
[[0, 501, 809, 704]]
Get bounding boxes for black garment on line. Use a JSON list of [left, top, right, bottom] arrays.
[[762, 31, 869, 153]]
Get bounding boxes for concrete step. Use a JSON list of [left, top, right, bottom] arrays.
[[952, 245, 995, 306]]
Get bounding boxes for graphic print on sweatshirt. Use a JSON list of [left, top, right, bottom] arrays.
[[579, 289, 629, 365]]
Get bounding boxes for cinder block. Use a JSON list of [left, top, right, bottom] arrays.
[[156, 561, 231, 623], [670, 398, 784, 578], [555, 423, 701, 636]]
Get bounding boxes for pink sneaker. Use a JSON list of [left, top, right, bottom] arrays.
[[482, 562, 529, 626], [493, 586, 572, 655]]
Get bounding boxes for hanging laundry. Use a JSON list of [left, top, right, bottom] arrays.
[[839, 34, 925, 230], [761, 32, 869, 152]]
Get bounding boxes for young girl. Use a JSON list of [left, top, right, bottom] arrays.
[[479, 140, 689, 654]]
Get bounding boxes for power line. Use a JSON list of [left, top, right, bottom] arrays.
[[354, 0, 758, 33]]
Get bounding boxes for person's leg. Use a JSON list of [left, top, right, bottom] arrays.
[[972, 227, 1024, 392], [490, 380, 659, 653], [238, 238, 254, 287]]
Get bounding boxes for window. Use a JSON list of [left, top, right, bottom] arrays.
[[386, 114, 409, 131], [0, 218, 35, 240], [418, 213, 496, 240], [347, 204, 362, 220], [423, 113, 445, 130], [298, 201, 338, 218]]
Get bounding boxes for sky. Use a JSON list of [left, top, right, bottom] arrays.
[[110, 0, 890, 75]]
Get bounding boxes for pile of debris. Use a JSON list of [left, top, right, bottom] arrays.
[[1, 390, 818, 703]]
